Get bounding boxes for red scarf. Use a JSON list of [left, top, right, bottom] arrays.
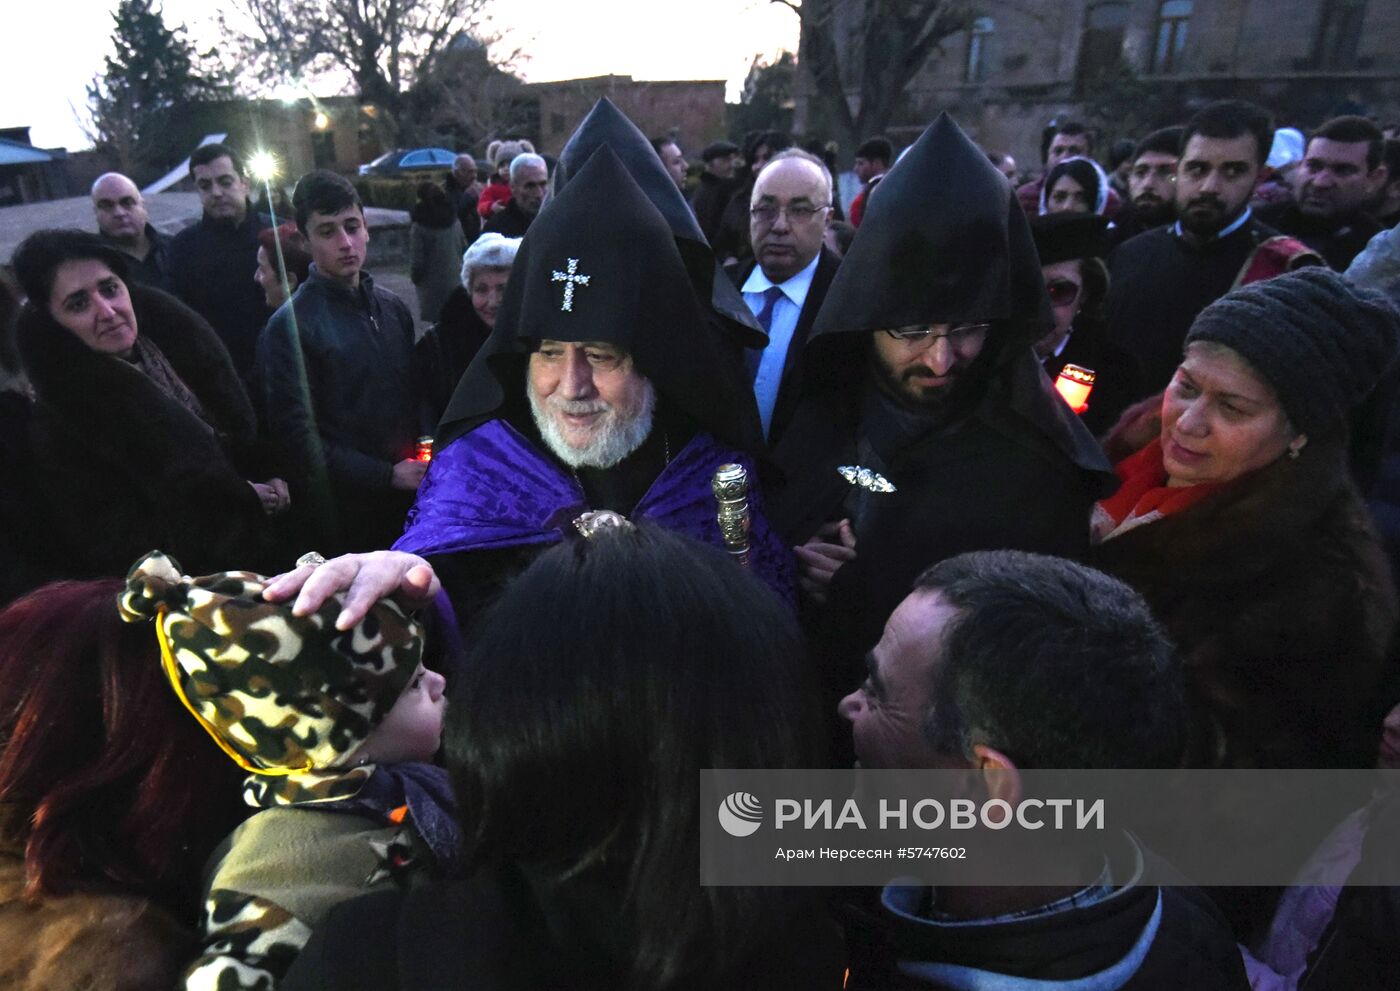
[[1091, 438, 1224, 542]]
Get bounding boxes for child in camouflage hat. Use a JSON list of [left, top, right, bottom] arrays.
[[118, 550, 456, 990]]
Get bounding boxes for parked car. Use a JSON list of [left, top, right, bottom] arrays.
[[358, 148, 457, 176]]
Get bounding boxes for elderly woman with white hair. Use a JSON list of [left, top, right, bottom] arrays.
[[416, 233, 521, 427]]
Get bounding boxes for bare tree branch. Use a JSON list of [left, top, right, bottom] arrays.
[[773, 0, 975, 152], [222, 0, 500, 142]]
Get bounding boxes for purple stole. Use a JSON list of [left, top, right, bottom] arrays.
[[393, 419, 794, 602]]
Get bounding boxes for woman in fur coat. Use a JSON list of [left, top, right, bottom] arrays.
[[1090, 269, 1399, 770], [11, 229, 288, 578]]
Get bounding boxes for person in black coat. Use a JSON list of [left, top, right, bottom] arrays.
[[167, 144, 273, 385], [771, 115, 1114, 714], [729, 148, 843, 444], [688, 139, 741, 244], [10, 229, 287, 578]]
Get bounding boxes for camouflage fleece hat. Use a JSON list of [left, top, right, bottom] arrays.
[[117, 551, 423, 775]]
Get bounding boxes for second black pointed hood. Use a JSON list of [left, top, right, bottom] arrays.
[[437, 146, 763, 452], [803, 113, 1111, 480], [551, 97, 764, 347], [811, 112, 1052, 349]]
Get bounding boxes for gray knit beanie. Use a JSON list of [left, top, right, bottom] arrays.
[[1185, 268, 1400, 436]]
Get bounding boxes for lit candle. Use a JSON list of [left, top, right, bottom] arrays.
[[1054, 364, 1097, 415], [415, 436, 434, 463]]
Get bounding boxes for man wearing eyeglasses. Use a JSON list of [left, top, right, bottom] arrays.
[[736, 148, 842, 443], [770, 116, 1114, 751]]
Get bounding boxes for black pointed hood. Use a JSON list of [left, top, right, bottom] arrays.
[[551, 97, 764, 347], [811, 113, 1051, 346], [805, 113, 1111, 479], [437, 146, 763, 452]]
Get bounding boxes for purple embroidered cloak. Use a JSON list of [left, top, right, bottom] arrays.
[[393, 420, 794, 602]]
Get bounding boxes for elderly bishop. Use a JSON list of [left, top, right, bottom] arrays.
[[392, 147, 791, 622]]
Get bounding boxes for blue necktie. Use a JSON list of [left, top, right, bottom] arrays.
[[748, 285, 785, 381]]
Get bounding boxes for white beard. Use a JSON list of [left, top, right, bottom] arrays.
[[528, 378, 656, 470]]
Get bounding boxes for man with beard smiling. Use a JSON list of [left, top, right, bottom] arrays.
[[770, 114, 1113, 729], [1106, 101, 1320, 394], [391, 147, 793, 624]]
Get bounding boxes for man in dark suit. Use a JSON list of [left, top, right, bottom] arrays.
[[734, 148, 841, 444]]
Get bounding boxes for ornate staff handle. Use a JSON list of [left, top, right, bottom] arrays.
[[711, 463, 751, 567]]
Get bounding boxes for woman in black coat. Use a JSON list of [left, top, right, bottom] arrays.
[[12, 229, 288, 577], [1089, 269, 1400, 771]]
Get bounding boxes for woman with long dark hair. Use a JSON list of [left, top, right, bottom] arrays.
[[0, 580, 246, 988], [284, 524, 843, 990]]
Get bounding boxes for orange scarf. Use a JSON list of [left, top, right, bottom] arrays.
[[1091, 439, 1224, 543]]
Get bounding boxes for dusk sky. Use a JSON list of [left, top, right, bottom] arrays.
[[2, 0, 798, 151]]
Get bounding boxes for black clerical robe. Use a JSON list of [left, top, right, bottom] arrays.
[[1106, 218, 1286, 394], [772, 352, 1111, 687]]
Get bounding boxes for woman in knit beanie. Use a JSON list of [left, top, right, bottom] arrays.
[[1090, 267, 1399, 771]]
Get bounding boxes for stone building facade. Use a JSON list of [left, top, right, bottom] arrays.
[[807, 0, 1400, 169], [526, 75, 728, 157]]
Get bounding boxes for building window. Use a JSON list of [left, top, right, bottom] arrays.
[[1152, 0, 1191, 73], [965, 17, 995, 83], [1076, 2, 1130, 91], [1314, 0, 1367, 69]]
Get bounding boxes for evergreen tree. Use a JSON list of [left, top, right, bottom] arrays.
[[729, 53, 797, 140], [86, 0, 226, 178]]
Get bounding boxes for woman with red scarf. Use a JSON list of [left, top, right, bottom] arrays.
[[1090, 268, 1399, 770]]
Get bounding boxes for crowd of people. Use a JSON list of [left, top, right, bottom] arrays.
[[0, 93, 1399, 989]]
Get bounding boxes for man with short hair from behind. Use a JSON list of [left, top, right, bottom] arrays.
[[481, 153, 548, 239], [848, 136, 892, 227], [839, 549, 1250, 990], [255, 170, 423, 554], [168, 143, 272, 385], [736, 148, 842, 444], [91, 172, 171, 290], [1107, 101, 1320, 394], [1259, 115, 1388, 270]]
